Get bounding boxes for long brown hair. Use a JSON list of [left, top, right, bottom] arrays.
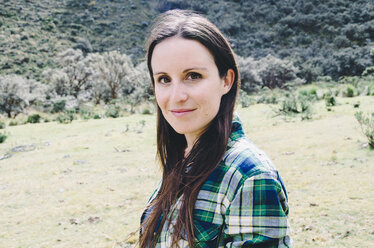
[[140, 9, 240, 247]]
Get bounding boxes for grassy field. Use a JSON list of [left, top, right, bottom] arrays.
[[0, 96, 373, 247]]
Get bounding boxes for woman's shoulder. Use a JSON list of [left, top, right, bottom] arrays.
[[221, 135, 279, 183]]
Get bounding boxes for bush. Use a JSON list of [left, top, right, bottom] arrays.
[[239, 90, 252, 108], [79, 106, 94, 120], [27, 114, 41, 124], [344, 85, 355, 97], [355, 111, 374, 149], [141, 108, 152, 115], [298, 88, 318, 102], [0, 121, 5, 129], [0, 132, 7, 143], [51, 100, 66, 113], [93, 114, 101, 119], [9, 120, 18, 126], [256, 88, 279, 104], [105, 105, 121, 118], [275, 92, 313, 120], [56, 112, 74, 124], [325, 93, 336, 107]]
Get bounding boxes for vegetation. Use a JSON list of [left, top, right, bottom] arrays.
[[355, 111, 374, 148], [1, 97, 374, 247], [26, 114, 41, 124], [274, 92, 313, 120], [0, 132, 7, 143], [1, 0, 373, 82], [56, 112, 74, 124]]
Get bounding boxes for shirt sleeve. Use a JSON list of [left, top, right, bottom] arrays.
[[223, 173, 291, 247]]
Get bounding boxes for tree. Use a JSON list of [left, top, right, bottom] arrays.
[[44, 49, 94, 99], [257, 55, 303, 89], [92, 51, 135, 100], [237, 55, 261, 94], [0, 75, 45, 118], [126, 61, 153, 112]]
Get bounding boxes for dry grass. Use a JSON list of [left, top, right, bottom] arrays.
[[0, 96, 373, 247]]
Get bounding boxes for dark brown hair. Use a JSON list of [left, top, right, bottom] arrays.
[[140, 9, 240, 247]]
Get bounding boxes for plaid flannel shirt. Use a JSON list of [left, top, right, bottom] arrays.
[[141, 114, 291, 247]]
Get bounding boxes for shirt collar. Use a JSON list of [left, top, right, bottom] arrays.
[[228, 112, 246, 148]]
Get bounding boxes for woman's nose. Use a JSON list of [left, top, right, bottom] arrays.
[[170, 81, 188, 103]]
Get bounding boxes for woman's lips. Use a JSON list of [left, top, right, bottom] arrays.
[[170, 109, 196, 117]]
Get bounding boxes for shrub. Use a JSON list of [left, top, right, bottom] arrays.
[[141, 108, 152, 115], [339, 76, 359, 87], [9, 120, 18, 126], [79, 106, 94, 120], [56, 112, 74, 124], [362, 66, 374, 77], [309, 88, 317, 97], [93, 114, 101, 119], [0, 132, 7, 143], [51, 100, 66, 113], [275, 93, 312, 120], [0, 121, 5, 129], [239, 90, 252, 108], [27, 114, 41, 124], [345, 85, 355, 97], [355, 111, 374, 149], [256, 88, 279, 104], [105, 105, 121, 118], [298, 88, 318, 102], [325, 93, 336, 107]]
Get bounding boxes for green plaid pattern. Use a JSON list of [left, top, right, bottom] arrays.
[[141, 114, 291, 247]]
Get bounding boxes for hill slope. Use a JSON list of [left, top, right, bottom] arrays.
[[1, 0, 373, 81]]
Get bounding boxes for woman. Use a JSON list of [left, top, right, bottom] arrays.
[[140, 9, 291, 248]]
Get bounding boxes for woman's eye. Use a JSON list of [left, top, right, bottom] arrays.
[[157, 76, 170, 84], [186, 72, 202, 80]]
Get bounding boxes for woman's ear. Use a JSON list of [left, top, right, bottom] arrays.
[[222, 69, 235, 95]]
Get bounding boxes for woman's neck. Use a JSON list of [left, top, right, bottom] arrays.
[[184, 133, 198, 158]]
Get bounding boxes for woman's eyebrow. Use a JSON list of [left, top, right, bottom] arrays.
[[182, 67, 208, 73], [153, 71, 167, 76], [154, 67, 208, 76]]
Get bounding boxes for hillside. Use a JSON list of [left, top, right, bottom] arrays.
[[1, 0, 373, 82]]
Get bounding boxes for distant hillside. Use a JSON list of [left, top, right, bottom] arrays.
[[1, 0, 373, 82]]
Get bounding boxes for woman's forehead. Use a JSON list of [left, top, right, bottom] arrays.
[[151, 36, 216, 73]]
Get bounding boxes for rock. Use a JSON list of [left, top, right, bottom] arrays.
[[73, 160, 87, 165], [282, 151, 294, 155], [69, 218, 79, 225], [62, 168, 72, 174], [11, 145, 35, 153], [0, 153, 12, 160], [302, 225, 313, 231], [87, 216, 101, 224], [114, 147, 130, 152]]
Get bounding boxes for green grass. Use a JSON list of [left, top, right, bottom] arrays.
[[0, 96, 374, 247]]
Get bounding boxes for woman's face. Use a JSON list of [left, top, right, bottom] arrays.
[[151, 36, 233, 143]]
